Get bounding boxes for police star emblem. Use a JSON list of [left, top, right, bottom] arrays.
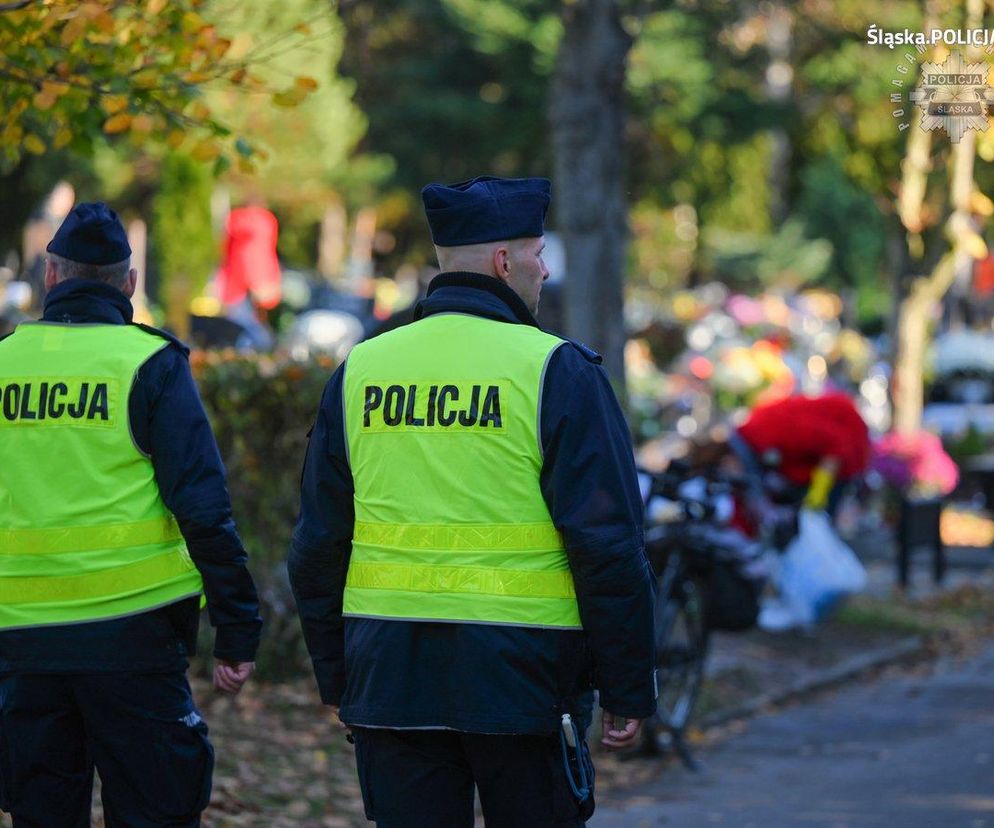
[[910, 51, 994, 142]]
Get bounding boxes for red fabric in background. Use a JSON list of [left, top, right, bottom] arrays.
[[973, 252, 994, 297], [737, 393, 870, 485], [216, 206, 281, 309]]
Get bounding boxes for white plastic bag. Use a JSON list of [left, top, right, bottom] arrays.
[[759, 509, 868, 630]]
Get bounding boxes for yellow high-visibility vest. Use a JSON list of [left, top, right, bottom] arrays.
[[0, 322, 203, 630], [342, 312, 581, 629]]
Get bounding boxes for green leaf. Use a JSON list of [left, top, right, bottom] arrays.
[[213, 154, 232, 176]]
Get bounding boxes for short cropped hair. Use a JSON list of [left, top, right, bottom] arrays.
[[48, 253, 130, 288]]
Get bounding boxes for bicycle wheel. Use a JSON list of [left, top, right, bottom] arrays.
[[653, 573, 708, 733]]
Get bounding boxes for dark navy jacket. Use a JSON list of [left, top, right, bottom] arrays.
[[0, 279, 262, 673], [288, 272, 656, 735]]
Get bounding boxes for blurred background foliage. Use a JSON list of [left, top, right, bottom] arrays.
[[190, 350, 337, 676], [0, 0, 944, 316], [151, 152, 215, 325]]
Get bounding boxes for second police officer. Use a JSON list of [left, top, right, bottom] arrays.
[[289, 176, 656, 827]]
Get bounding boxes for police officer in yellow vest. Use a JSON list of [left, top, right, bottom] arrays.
[[0, 203, 262, 827], [288, 177, 656, 827]]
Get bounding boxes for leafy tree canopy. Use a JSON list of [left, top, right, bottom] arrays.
[[337, 0, 556, 194], [0, 0, 321, 171]]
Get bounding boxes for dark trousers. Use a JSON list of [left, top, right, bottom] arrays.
[[0, 672, 213, 827], [352, 727, 594, 828]]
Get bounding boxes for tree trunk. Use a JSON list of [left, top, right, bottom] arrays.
[[164, 272, 192, 343], [550, 0, 632, 389], [894, 254, 954, 434], [764, 1, 793, 227], [894, 134, 980, 433], [892, 0, 985, 434]]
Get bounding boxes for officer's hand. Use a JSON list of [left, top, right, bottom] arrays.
[[329, 705, 353, 742], [213, 659, 255, 695], [600, 712, 643, 751]]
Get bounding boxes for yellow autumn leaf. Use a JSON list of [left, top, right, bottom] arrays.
[[101, 95, 129, 115], [33, 90, 57, 111], [131, 114, 154, 133], [60, 15, 88, 47], [41, 80, 68, 96], [272, 87, 308, 107], [53, 126, 73, 149], [294, 76, 318, 91], [166, 129, 186, 149], [181, 11, 205, 34], [103, 113, 133, 134], [226, 32, 253, 61], [190, 139, 221, 161], [131, 68, 159, 89], [38, 11, 61, 33], [212, 38, 231, 60], [147, 0, 167, 14], [93, 11, 115, 34], [197, 24, 217, 46], [188, 101, 210, 121], [23, 134, 46, 155]]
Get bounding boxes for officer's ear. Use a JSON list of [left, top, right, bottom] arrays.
[[121, 268, 138, 298], [492, 245, 511, 282], [43, 258, 59, 293]]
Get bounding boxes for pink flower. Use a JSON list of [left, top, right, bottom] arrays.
[[872, 431, 959, 497]]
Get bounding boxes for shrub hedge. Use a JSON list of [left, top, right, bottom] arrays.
[[190, 350, 337, 678]]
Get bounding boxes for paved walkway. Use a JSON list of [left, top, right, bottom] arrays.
[[592, 644, 994, 827]]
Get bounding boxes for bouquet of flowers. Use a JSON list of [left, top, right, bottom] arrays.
[[871, 430, 959, 500]]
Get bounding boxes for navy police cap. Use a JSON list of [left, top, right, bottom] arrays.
[[46, 202, 132, 266], [421, 176, 551, 246]]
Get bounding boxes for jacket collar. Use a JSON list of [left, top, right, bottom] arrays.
[[414, 271, 539, 328], [42, 279, 134, 325]]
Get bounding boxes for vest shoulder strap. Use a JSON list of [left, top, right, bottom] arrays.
[[130, 323, 190, 357]]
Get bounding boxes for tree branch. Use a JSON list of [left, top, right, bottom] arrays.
[[0, 1, 34, 11]]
